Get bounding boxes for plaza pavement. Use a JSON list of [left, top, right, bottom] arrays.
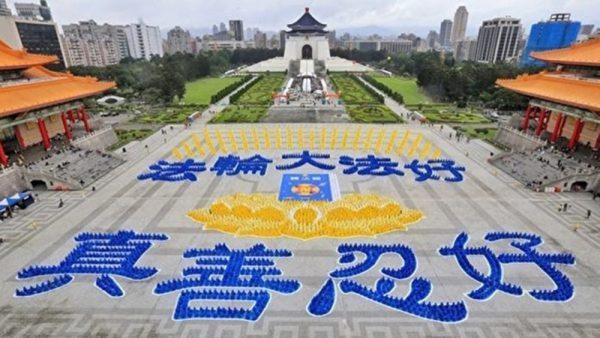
[[0, 121, 599, 337]]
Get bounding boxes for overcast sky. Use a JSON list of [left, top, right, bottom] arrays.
[[7, 0, 599, 37]]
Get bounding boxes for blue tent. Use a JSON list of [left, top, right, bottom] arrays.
[[0, 192, 32, 211]]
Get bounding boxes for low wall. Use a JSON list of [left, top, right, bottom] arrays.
[[71, 127, 118, 151], [0, 167, 29, 197], [543, 172, 600, 193], [494, 125, 545, 152]]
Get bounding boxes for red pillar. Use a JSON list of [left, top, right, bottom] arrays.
[[521, 105, 532, 130], [14, 125, 25, 148], [80, 107, 92, 133], [568, 118, 584, 150], [551, 113, 563, 143], [558, 114, 568, 140], [0, 139, 8, 166], [595, 131, 600, 150], [68, 109, 75, 123], [37, 118, 51, 151], [535, 109, 548, 136], [61, 112, 72, 140]]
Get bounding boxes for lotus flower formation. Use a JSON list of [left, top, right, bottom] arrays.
[[187, 193, 424, 240]]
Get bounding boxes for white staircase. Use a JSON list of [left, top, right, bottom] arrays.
[[299, 60, 315, 75]]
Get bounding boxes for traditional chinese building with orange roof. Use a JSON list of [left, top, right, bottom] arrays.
[[496, 37, 600, 152], [0, 39, 116, 166]]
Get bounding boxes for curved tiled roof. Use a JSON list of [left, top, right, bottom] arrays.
[[0, 66, 116, 117], [287, 8, 327, 33], [531, 38, 600, 67], [0, 40, 58, 70], [496, 73, 600, 113]]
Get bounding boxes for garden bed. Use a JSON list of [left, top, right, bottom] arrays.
[[210, 105, 269, 123], [109, 129, 155, 151], [346, 105, 402, 124]]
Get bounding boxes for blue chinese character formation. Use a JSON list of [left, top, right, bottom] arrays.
[[211, 154, 273, 176], [136, 152, 467, 184], [154, 243, 301, 321], [276, 151, 336, 171], [339, 155, 405, 176], [16, 230, 168, 298], [138, 159, 206, 182], [440, 232, 576, 302], [405, 159, 466, 182], [307, 244, 467, 323]]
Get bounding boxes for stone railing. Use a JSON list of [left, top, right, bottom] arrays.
[[494, 125, 545, 152], [71, 127, 118, 151]]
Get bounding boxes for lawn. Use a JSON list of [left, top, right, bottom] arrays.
[[210, 105, 269, 123], [131, 106, 206, 124], [455, 126, 498, 143], [346, 105, 402, 124], [421, 108, 489, 124], [370, 75, 430, 105], [235, 75, 285, 105], [109, 129, 154, 151], [183, 77, 243, 105], [330, 74, 380, 105]]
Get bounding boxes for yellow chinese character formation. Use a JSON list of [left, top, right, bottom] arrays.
[[170, 127, 443, 161]]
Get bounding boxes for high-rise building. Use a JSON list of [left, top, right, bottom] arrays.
[[0, 0, 11, 16], [15, 1, 52, 21], [454, 38, 477, 61], [327, 30, 336, 49], [451, 6, 468, 44], [254, 30, 267, 48], [380, 40, 413, 54], [439, 19, 453, 47], [521, 14, 580, 66], [279, 30, 286, 50], [62, 20, 127, 67], [474, 17, 522, 63], [577, 24, 595, 41], [229, 20, 243, 41], [212, 24, 218, 35], [426, 30, 439, 49], [579, 24, 595, 36], [125, 21, 163, 60], [219, 22, 227, 33], [268, 35, 280, 49], [165, 26, 193, 54]]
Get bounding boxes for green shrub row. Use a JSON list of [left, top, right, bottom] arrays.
[[210, 75, 253, 104], [229, 76, 263, 104], [362, 75, 405, 104]]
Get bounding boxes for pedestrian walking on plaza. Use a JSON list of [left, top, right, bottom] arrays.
[[587, 209, 592, 219], [58, 198, 64, 208]]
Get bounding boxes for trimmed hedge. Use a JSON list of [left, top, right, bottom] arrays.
[[362, 75, 404, 104], [210, 75, 253, 104], [350, 75, 384, 104], [229, 76, 263, 104]]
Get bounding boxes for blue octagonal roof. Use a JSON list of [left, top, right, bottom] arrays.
[[287, 8, 327, 34]]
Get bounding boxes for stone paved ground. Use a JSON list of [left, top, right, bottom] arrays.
[[0, 124, 599, 338]]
